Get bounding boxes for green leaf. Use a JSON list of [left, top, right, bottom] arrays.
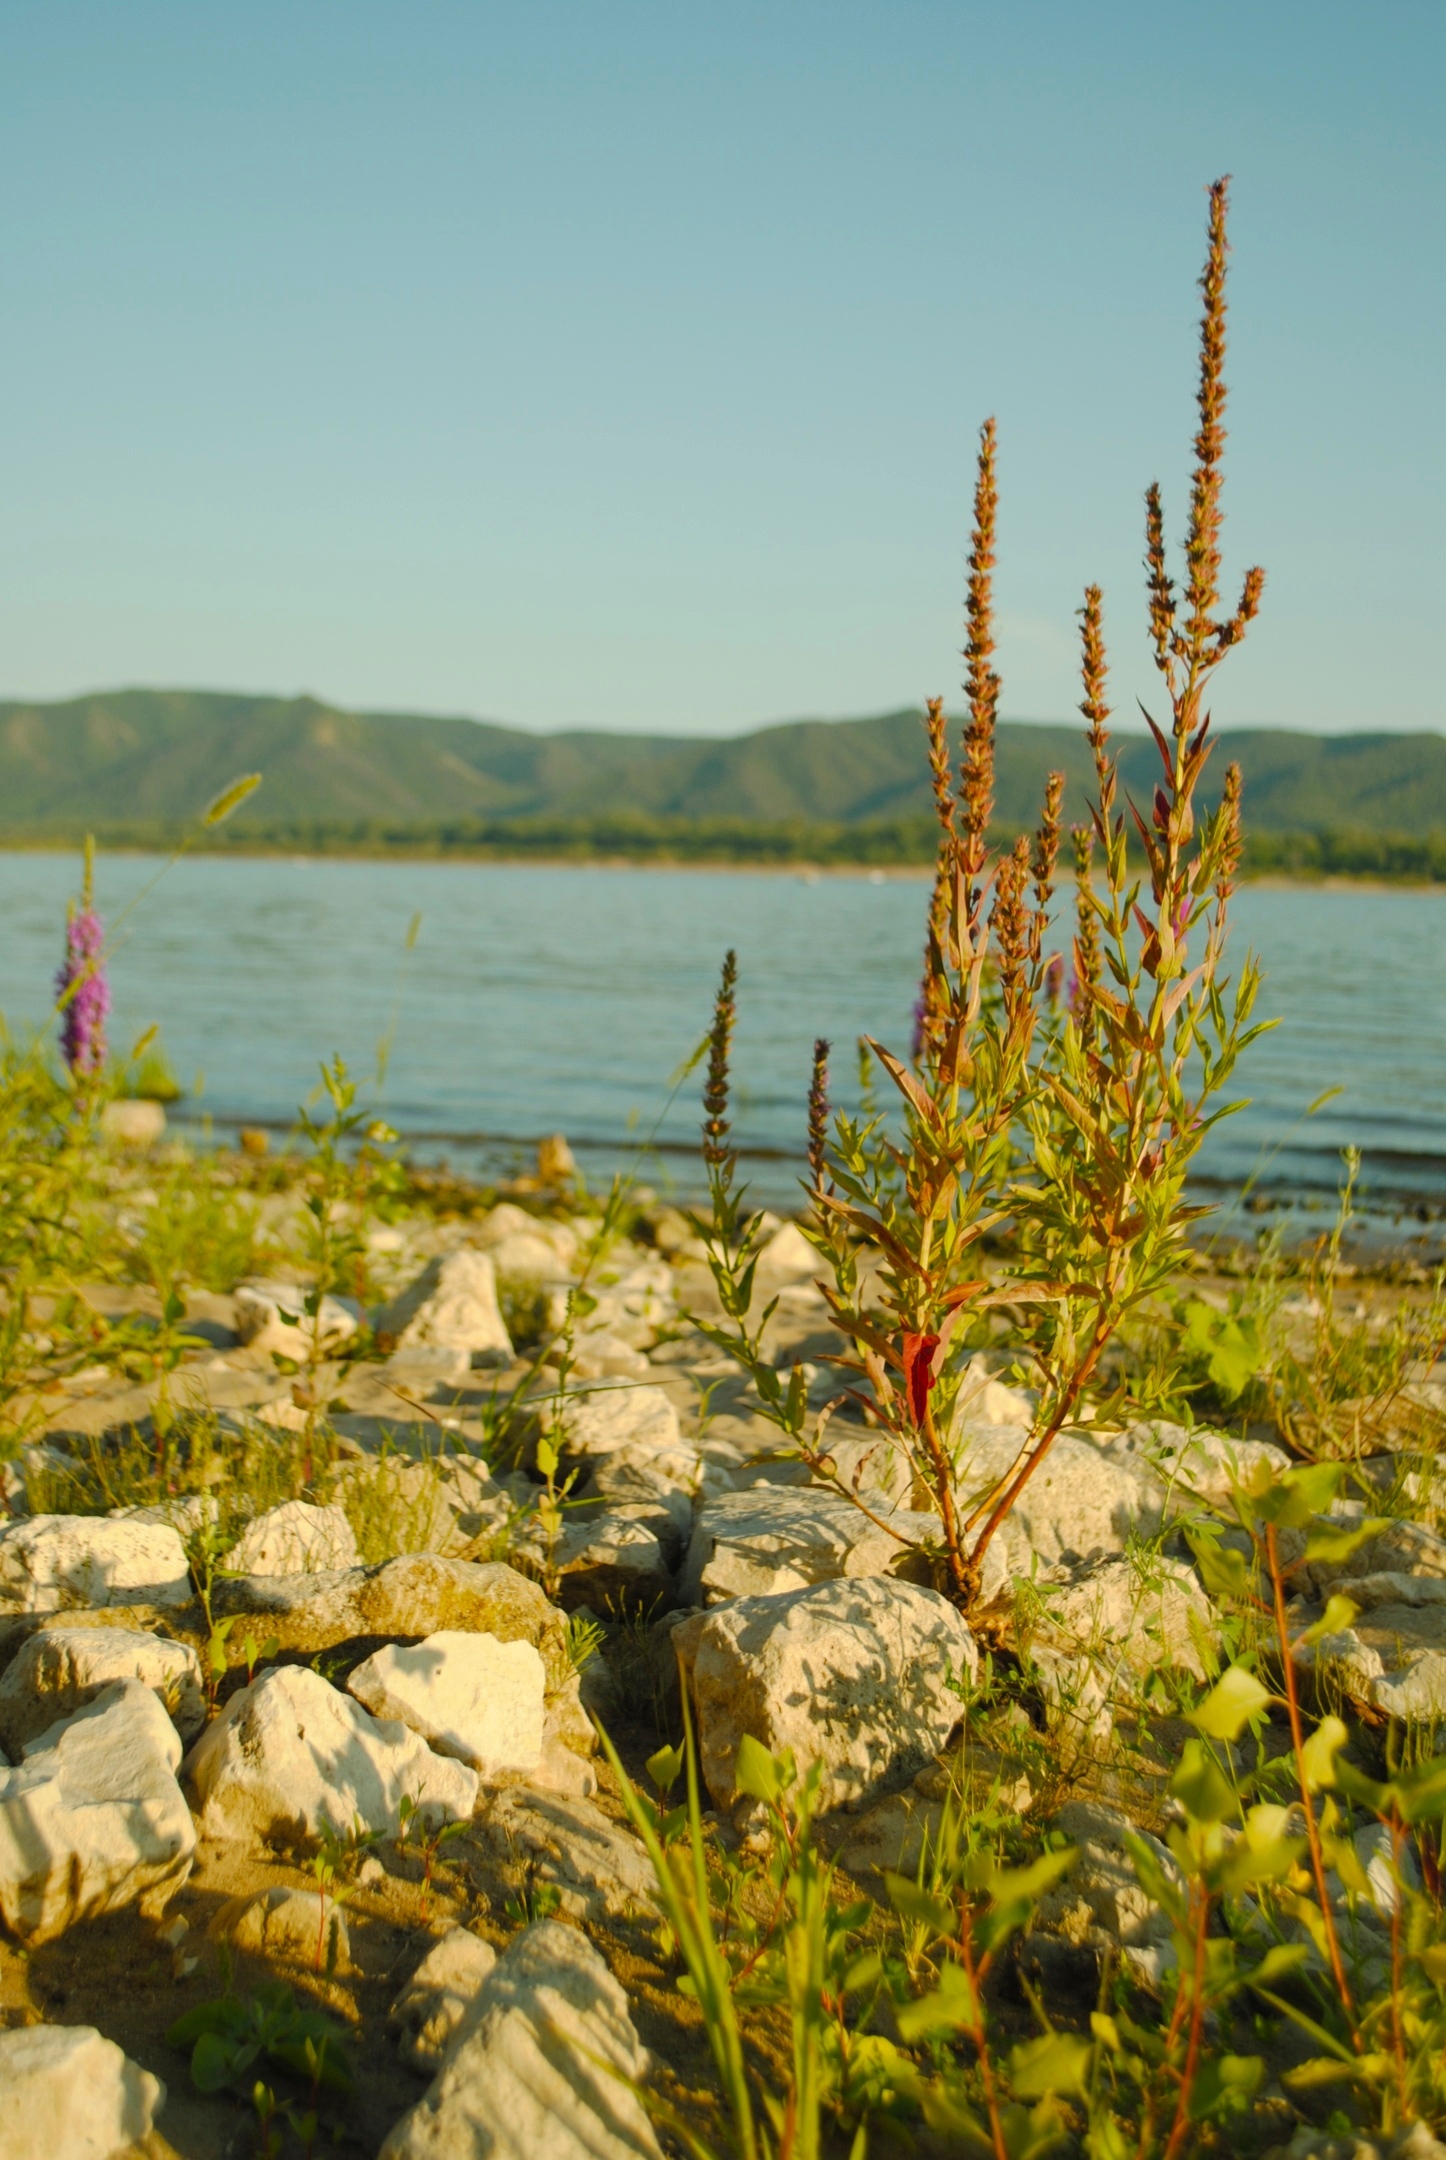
[[896, 1961, 979, 2041], [1248, 1943, 1310, 1989], [167, 1998, 249, 2048], [1296, 1597, 1360, 1650], [985, 1847, 1079, 1907], [733, 1733, 790, 1806], [1008, 2031, 1093, 2100], [1304, 1519, 1388, 1566], [191, 2031, 253, 2092], [269, 2034, 352, 2094], [1185, 1530, 1257, 1604], [1182, 1301, 1263, 1400], [1170, 1738, 1237, 1825], [646, 1742, 685, 1796], [1298, 1715, 1349, 1792], [1188, 1665, 1270, 1742], [1190, 2053, 1264, 2120], [842, 1949, 884, 1996], [884, 1875, 954, 1936], [1396, 1753, 1446, 1826], [1248, 1460, 1341, 1529], [1281, 2057, 1374, 2092]]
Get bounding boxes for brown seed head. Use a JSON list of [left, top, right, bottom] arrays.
[[702, 949, 738, 1166], [1029, 771, 1064, 966], [807, 1038, 831, 1192], [1144, 483, 1176, 681], [1215, 762, 1243, 901], [1185, 177, 1232, 649], [924, 696, 955, 836], [1071, 823, 1101, 1033], [961, 419, 1001, 862], [990, 835, 1031, 1010]]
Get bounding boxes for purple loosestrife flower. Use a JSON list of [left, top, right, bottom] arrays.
[[56, 846, 109, 1079]]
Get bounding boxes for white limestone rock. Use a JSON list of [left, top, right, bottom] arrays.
[[546, 1382, 684, 1470], [388, 1925, 499, 2069], [0, 2022, 165, 2160], [184, 1663, 479, 1847], [234, 1276, 361, 1358], [469, 1790, 657, 1922], [488, 1230, 578, 1283], [568, 1334, 653, 1381], [0, 1624, 205, 1757], [680, 1487, 953, 1607], [208, 1552, 573, 1694], [223, 1498, 360, 1577], [348, 1630, 545, 1777], [478, 1203, 579, 1272], [0, 1679, 196, 1943], [1034, 1799, 1184, 1983], [553, 1259, 676, 1352], [512, 1504, 674, 1613], [224, 1882, 350, 1970], [1116, 1420, 1292, 1509], [953, 1426, 1170, 1571], [381, 1919, 659, 2160], [1033, 1554, 1217, 1683], [1302, 1506, 1446, 1599], [1293, 1584, 1446, 1723], [758, 1222, 818, 1276], [377, 1249, 513, 1363], [0, 1514, 191, 1614], [691, 1577, 977, 1817]]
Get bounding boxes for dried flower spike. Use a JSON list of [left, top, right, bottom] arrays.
[[701, 949, 738, 1166]]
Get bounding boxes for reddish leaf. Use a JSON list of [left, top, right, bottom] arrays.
[[903, 1331, 941, 1425]]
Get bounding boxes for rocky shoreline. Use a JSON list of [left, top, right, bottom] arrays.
[[1, 1151, 1444, 2157]]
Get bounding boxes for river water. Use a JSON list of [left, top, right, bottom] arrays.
[[2, 853, 1443, 1230]]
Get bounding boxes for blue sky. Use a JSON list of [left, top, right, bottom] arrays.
[[0, 1, 1439, 737]]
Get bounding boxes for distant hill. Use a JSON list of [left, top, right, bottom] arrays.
[[1, 688, 1445, 853]]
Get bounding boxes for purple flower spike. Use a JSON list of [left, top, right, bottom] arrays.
[[56, 854, 109, 1078]]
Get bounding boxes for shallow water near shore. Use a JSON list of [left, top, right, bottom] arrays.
[[2, 852, 1443, 1225]]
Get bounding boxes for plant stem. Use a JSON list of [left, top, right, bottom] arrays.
[[1264, 1521, 1358, 2034]]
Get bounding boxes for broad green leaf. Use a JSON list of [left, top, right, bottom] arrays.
[[896, 1961, 979, 2041], [646, 1742, 685, 1795], [1008, 2031, 1093, 2100], [1182, 1301, 1262, 1400], [1248, 1461, 1341, 1529], [1188, 1665, 1270, 1742], [1288, 1710, 1348, 1797], [1303, 1519, 1388, 1566], [1185, 1530, 1257, 1604], [985, 1847, 1079, 1908], [884, 1875, 954, 1936], [1248, 1943, 1310, 1988], [167, 1999, 250, 2047], [1171, 1738, 1237, 1824], [733, 1733, 786, 1805], [842, 1950, 884, 1996], [1190, 2054, 1263, 2119], [191, 2031, 253, 2092], [1282, 2054, 1390, 2092], [1296, 1599, 1359, 1651], [1396, 1753, 1446, 1825]]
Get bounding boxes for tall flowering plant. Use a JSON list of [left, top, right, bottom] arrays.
[[56, 836, 110, 1084], [692, 179, 1270, 1611]]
